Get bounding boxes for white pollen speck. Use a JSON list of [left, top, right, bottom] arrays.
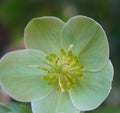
[[68, 44, 74, 51]]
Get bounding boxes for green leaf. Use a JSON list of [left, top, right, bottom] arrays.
[[69, 60, 113, 110], [0, 103, 14, 113], [24, 17, 64, 55], [0, 102, 32, 113], [32, 90, 80, 113], [60, 16, 109, 71], [6, 102, 32, 113], [0, 49, 54, 102], [87, 105, 120, 113]]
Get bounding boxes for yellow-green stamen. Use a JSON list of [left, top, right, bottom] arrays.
[[41, 45, 84, 93]]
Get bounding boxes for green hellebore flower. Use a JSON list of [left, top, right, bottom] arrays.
[[0, 16, 113, 113]]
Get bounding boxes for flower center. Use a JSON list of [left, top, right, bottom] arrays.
[[41, 45, 84, 93]]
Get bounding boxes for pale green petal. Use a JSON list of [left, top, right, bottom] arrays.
[[24, 17, 64, 54], [69, 60, 113, 110], [61, 16, 109, 71], [32, 90, 80, 113], [0, 49, 54, 102]]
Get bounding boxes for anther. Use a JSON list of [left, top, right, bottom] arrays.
[[48, 79, 57, 85], [77, 73, 83, 77], [56, 85, 61, 91], [80, 66, 84, 69], [50, 53, 57, 59], [42, 75, 50, 80], [68, 50, 73, 57], [40, 67, 49, 71], [55, 58, 59, 65], [74, 56, 78, 63], [66, 82, 71, 90], [71, 79, 76, 86], [61, 48, 66, 56], [45, 55, 54, 63]]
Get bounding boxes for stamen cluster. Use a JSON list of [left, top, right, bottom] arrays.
[[42, 47, 84, 93]]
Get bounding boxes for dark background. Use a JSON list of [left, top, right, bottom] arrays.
[[0, 0, 120, 113]]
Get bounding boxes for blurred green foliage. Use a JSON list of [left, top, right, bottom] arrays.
[[0, 102, 32, 113], [0, 0, 120, 113], [0, 103, 13, 113], [86, 105, 120, 113]]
